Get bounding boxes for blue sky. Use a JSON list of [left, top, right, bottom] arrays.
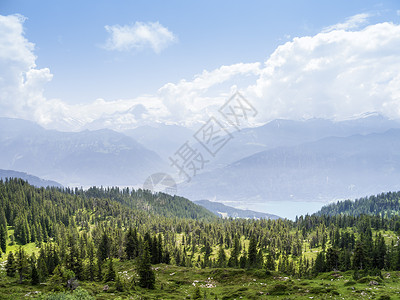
[[1, 1, 400, 130]]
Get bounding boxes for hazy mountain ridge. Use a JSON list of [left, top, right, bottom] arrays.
[[0, 117, 167, 187], [194, 199, 281, 219], [0, 169, 63, 188], [204, 114, 400, 170], [180, 128, 400, 207]]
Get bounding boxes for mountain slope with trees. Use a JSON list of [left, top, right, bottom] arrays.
[[2, 179, 400, 299], [316, 191, 400, 217]]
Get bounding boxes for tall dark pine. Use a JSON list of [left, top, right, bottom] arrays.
[[247, 236, 258, 268], [217, 244, 226, 267], [16, 247, 29, 283], [30, 253, 39, 285], [104, 259, 116, 282], [0, 224, 6, 254], [353, 240, 367, 270], [6, 251, 16, 277], [137, 241, 155, 289], [125, 227, 138, 260], [228, 236, 240, 267], [98, 231, 110, 262]]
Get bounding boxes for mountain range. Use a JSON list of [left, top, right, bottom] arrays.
[[2, 114, 400, 219], [0, 117, 166, 187], [194, 199, 281, 219], [0, 169, 62, 188], [180, 128, 400, 206]]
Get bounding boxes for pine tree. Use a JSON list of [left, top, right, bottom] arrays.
[[16, 247, 29, 283], [0, 224, 6, 254], [313, 252, 326, 274], [98, 231, 110, 262], [247, 236, 258, 268], [326, 247, 339, 271], [265, 251, 276, 271], [6, 251, 16, 277], [216, 244, 226, 267], [30, 253, 40, 285], [37, 249, 48, 281], [86, 240, 95, 281], [137, 241, 155, 289], [203, 241, 212, 268], [353, 240, 367, 270], [239, 251, 247, 269], [228, 235, 240, 267], [104, 259, 116, 282], [125, 227, 138, 260]]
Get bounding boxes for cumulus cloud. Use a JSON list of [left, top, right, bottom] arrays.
[[2, 13, 400, 131], [247, 21, 400, 122], [0, 14, 53, 120], [104, 21, 177, 53]]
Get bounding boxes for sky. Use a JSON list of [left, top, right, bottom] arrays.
[[1, 1, 400, 131]]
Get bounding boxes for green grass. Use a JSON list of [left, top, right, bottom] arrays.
[[2, 262, 400, 299]]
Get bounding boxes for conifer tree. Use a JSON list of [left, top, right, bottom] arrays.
[[125, 227, 138, 260], [247, 236, 258, 268], [353, 240, 367, 270], [137, 241, 155, 289], [228, 235, 240, 267], [0, 224, 6, 254], [16, 247, 29, 283], [104, 259, 116, 282], [6, 251, 16, 277], [98, 231, 110, 262], [265, 251, 276, 271], [30, 253, 40, 285], [217, 244, 226, 267]]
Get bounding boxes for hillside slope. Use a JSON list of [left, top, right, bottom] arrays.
[[0, 169, 62, 188], [316, 190, 400, 217]]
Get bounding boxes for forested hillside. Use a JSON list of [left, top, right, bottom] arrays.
[[2, 179, 400, 299], [316, 191, 400, 217]]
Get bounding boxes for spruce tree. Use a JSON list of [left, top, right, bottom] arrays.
[[137, 241, 155, 289], [228, 236, 240, 267], [0, 224, 6, 254], [30, 253, 40, 285], [16, 247, 29, 283], [216, 244, 226, 267], [247, 236, 258, 268], [313, 252, 326, 274], [98, 231, 110, 262], [353, 240, 367, 270], [125, 227, 137, 260], [104, 259, 116, 282], [6, 251, 16, 277], [265, 252, 276, 271]]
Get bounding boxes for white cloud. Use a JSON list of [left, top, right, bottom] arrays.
[[323, 13, 370, 32], [104, 21, 177, 53], [248, 22, 400, 122], [2, 13, 400, 132], [0, 14, 53, 120]]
